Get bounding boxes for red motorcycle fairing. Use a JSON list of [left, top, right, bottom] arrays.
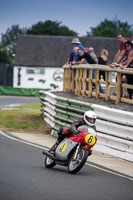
[[66, 128, 97, 148], [66, 132, 85, 144]]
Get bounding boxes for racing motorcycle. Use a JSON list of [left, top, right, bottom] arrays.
[[42, 125, 97, 174]]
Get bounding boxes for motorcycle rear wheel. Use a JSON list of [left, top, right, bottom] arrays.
[[45, 156, 56, 168], [67, 148, 88, 174]]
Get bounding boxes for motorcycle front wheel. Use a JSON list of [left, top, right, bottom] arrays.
[[44, 156, 56, 168], [67, 148, 88, 174]]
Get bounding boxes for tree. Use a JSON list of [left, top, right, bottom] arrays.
[[87, 18, 133, 38], [26, 20, 77, 36], [0, 24, 26, 57], [0, 49, 13, 65], [0, 25, 25, 63]]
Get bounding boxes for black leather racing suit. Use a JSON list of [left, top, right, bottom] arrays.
[[57, 118, 96, 143], [70, 118, 96, 134]]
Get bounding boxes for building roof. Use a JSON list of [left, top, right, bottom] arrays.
[[15, 34, 119, 67]]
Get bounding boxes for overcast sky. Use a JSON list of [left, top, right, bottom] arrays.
[[0, 0, 133, 37]]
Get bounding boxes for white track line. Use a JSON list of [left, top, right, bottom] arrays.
[[0, 130, 133, 181], [0, 130, 48, 150]]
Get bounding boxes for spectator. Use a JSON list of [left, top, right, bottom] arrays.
[[67, 38, 85, 66], [71, 38, 85, 51], [110, 34, 127, 68], [85, 47, 98, 63], [77, 48, 104, 93], [77, 48, 96, 65], [118, 40, 133, 99], [66, 46, 79, 66], [98, 49, 108, 80], [130, 33, 133, 45]]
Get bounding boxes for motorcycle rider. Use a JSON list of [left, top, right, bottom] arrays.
[[50, 110, 97, 154]]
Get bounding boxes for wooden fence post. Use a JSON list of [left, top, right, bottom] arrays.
[[75, 68, 79, 95], [69, 68, 73, 92], [71, 68, 75, 92], [63, 68, 67, 92], [89, 69, 92, 97], [96, 69, 99, 98], [116, 72, 121, 104], [77, 68, 82, 96], [82, 68, 87, 96], [105, 71, 109, 101]]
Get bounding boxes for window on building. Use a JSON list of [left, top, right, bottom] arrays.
[[26, 68, 45, 75]]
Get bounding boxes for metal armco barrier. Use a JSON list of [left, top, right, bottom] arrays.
[[39, 91, 133, 162]]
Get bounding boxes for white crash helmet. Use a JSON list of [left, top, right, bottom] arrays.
[[84, 111, 97, 126]]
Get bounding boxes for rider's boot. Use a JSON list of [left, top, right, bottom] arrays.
[[49, 141, 59, 154]]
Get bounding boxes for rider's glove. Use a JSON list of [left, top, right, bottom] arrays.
[[62, 127, 70, 135], [74, 130, 81, 136]]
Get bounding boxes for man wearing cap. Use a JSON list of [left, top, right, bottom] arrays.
[[71, 38, 85, 52], [68, 38, 85, 64]]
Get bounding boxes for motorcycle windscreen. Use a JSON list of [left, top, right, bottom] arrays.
[[55, 138, 78, 161]]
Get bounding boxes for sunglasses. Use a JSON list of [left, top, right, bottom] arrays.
[[125, 44, 130, 47]]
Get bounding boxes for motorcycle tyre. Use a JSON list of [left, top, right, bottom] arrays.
[[44, 156, 56, 168], [67, 148, 88, 174]]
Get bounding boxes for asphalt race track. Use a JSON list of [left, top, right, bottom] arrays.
[[0, 131, 133, 200], [0, 96, 40, 108]]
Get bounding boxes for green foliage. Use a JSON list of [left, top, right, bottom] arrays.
[[26, 20, 77, 36], [0, 24, 26, 64], [0, 49, 13, 65], [87, 18, 133, 38]]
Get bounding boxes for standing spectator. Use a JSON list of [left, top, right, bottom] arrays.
[[85, 47, 98, 63], [67, 38, 85, 66], [77, 48, 104, 93], [71, 38, 85, 51], [109, 34, 127, 68], [77, 48, 96, 65], [130, 33, 133, 45], [66, 46, 79, 66], [118, 40, 133, 99], [98, 49, 108, 80]]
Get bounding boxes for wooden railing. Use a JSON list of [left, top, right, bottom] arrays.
[[63, 64, 133, 104]]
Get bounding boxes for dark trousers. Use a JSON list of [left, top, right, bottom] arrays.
[[99, 71, 105, 81], [126, 74, 133, 99]]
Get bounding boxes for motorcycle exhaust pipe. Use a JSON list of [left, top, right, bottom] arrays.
[[42, 150, 56, 160]]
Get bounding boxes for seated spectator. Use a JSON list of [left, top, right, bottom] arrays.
[[85, 47, 98, 63], [109, 34, 127, 68], [77, 48, 104, 93], [98, 49, 108, 80], [117, 40, 133, 99]]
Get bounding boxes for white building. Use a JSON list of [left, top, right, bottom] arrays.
[[13, 66, 63, 90], [14, 35, 70, 91]]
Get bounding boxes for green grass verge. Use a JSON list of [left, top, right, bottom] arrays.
[[0, 103, 46, 132], [0, 86, 50, 97]]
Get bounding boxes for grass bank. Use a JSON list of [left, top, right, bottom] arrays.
[[0, 103, 50, 133]]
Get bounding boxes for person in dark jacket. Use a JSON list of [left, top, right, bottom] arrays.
[[76, 48, 104, 93], [50, 111, 97, 154], [98, 49, 108, 81]]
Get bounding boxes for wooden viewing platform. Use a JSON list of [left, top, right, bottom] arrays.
[[63, 64, 133, 104]]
